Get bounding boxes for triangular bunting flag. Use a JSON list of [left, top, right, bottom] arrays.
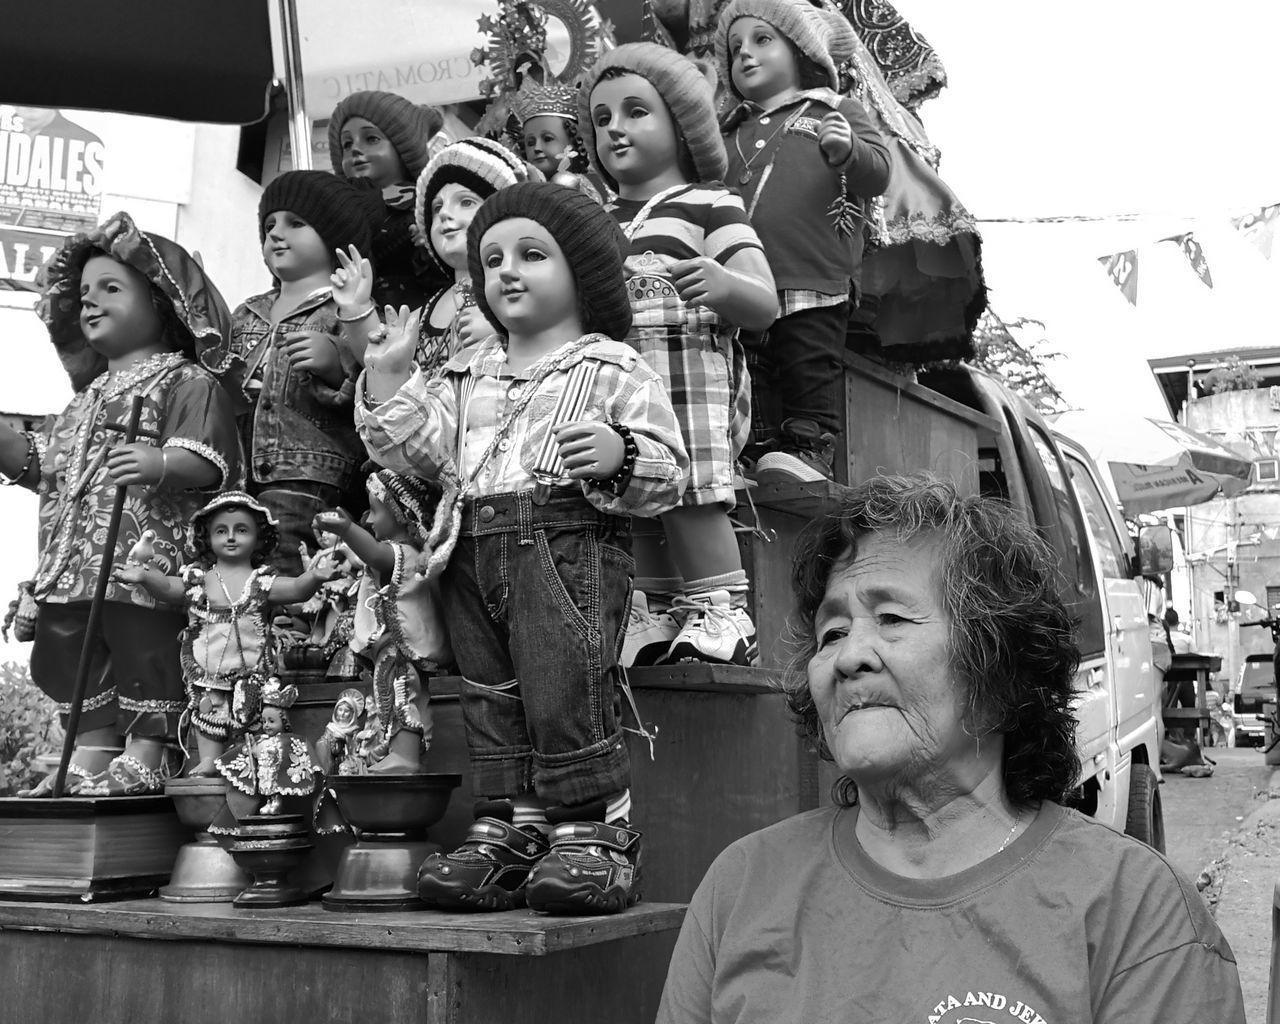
[[1097, 250, 1138, 305], [1232, 203, 1279, 260], [1160, 232, 1213, 288]]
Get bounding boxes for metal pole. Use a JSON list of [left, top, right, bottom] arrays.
[[278, 0, 312, 170], [53, 396, 145, 798]]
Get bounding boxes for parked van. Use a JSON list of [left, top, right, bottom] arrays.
[[1233, 653, 1274, 746], [923, 367, 1170, 850]]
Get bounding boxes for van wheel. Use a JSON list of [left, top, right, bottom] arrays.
[[1125, 764, 1165, 853]]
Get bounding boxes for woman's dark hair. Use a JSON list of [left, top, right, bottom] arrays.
[[595, 65, 698, 183], [190, 502, 280, 568], [784, 473, 1081, 807]]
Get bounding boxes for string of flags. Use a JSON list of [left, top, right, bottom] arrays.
[[1097, 201, 1279, 306]]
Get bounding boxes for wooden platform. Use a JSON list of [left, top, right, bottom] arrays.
[[0, 898, 684, 1023]]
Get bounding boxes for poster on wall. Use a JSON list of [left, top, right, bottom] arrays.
[[0, 105, 105, 291]]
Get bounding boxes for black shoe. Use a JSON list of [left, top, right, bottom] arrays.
[[525, 820, 642, 915], [417, 815, 550, 911]]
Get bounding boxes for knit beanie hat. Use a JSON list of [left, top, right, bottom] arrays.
[[328, 90, 443, 181], [716, 0, 856, 99], [259, 170, 379, 262], [466, 182, 632, 342], [414, 137, 531, 272], [577, 42, 727, 191], [366, 469, 442, 548]]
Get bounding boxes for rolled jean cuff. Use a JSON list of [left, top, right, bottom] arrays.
[[532, 728, 630, 808], [468, 746, 534, 800]]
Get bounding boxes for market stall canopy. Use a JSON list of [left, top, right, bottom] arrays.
[[1, 1, 276, 124], [1053, 409, 1254, 514]]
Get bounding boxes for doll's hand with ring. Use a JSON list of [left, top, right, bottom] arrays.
[[553, 420, 624, 481], [365, 305, 420, 376], [818, 111, 853, 166], [331, 245, 374, 316], [670, 257, 734, 312], [107, 442, 163, 486], [313, 508, 354, 538]]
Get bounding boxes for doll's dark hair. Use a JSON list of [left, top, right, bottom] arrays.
[[189, 502, 280, 569], [595, 65, 699, 183], [76, 246, 196, 358]]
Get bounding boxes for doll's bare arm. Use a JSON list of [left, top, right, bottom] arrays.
[[313, 510, 397, 576], [0, 423, 38, 488], [112, 564, 187, 605], [270, 549, 343, 604], [107, 444, 220, 489]]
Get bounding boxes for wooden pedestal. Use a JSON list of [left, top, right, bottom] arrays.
[[0, 900, 683, 1024], [0, 795, 187, 901]]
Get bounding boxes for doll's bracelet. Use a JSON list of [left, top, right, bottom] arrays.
[[0, 432, 35, 486], [598, 422, 639, 497], [157, 447, 169, 486], [336, 304, 377, 324]]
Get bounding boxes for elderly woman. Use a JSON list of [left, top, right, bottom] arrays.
[[657, 475, 1244, 1023]]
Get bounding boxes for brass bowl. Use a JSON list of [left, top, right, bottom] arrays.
[[327, 773, 461, 836]]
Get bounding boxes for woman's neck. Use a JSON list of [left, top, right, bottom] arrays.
[[848, 748, 1023, 878], [276, 271, 331, 310], [617, 166, 689, 202], [108, 344, 167, 372]]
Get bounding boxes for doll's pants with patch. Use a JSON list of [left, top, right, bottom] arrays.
[[31, 600, 187, 740], [441, 489, 633, 808]]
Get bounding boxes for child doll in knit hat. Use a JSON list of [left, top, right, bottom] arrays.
[[314, 469, 450, 775], [716, 0, 890, 481], [4, 211, 242, 797], [332, 137, 530, 379], [357, 181, 689, 914], [578, 42, 777, 668], [329, 89, 449, 310], [206, 170, 378, 575]]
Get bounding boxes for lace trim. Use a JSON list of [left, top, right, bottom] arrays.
[[873, 209, 980, 247], [118, 696, 186, 713], [165, 436, 230, 488], [57, 686, 117, 713]]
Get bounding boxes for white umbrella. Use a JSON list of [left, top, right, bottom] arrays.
[[1053, 409, 1253, 513]]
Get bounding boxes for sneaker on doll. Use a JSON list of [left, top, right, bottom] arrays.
[[752, 418, 837, 484], [417, 809, 550, 911], [525, 819, 643, 915], [621, 591, 679, 668], [661, 590, 759, 667]]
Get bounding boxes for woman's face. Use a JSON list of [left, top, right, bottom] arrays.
[[807, 532, 969, 788]]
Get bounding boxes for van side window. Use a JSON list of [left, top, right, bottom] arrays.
[[1028, 427, 1105, 657], [1064, 452, 1129, 579]]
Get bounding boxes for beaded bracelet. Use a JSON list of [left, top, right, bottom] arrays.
[[336, 304, 377, 324], [0, 432, 35, 486], [598, 422, 639, 497]]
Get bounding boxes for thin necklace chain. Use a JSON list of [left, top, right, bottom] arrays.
[[996, 809, 1024, 854]]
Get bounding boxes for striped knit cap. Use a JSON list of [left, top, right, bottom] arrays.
[[467, 182, 632, 342], [366, 470, 442, 548], [414, 137, 531, 273], [577, 42, 727, 191], [328, 90, 443, 181], [716, 0, 856, 99]]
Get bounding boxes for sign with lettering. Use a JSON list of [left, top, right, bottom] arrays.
[[0, 105, 104, 290]]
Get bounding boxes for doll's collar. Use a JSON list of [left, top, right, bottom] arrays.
[[740, 87, 843, 118]]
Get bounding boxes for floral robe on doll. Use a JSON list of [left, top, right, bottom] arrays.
[[350, 540, 451, 754], [179, 565, 279, 709], [32, 352, 240, 606], [215, 731, 324, 813]]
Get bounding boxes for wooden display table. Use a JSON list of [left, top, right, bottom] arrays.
[[1162, 653, 1222, 746], [0, 899, 684, 1023]]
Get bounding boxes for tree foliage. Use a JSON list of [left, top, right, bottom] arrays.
[[967, 310, 1068, 415], [1205, 355, 1262, 394], [0, 660, 62, 795]]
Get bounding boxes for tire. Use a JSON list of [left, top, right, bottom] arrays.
[[1124, 763, 1166, 853]]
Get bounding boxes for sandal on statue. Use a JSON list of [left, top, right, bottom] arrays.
[[76, 754, 168, 797], [16, 745, 124, 798]]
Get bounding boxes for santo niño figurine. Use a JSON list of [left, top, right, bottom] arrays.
[[0, 212, 242, 798], [114, 492, 342, 776], [356, 182, 688, 914], [313, 468, 451, 775], [330, 137, 529, 378], [214, 678, 324, 817], [578, 43, 777, 668], [316, 687, 366, 775]]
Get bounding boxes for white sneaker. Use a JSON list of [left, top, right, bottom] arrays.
[[661, 590, 759, 666], [621, 591, 679, 668]]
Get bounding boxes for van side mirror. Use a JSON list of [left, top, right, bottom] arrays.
[[1136, 524, 1174, 576]]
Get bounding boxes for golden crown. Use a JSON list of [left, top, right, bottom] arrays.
[[509, 79, 579, 125]]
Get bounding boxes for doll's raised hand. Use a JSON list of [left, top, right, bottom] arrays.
[[307, 547, 343, 582], [106, 442, 163, 486], [553, 420, 624, 481], [818, 111, 853, 166], [282, 329, 344, 386], [331, 245, 374, 316], [365, 304, 420, 376], [670, 257, 735, 313], [313, 508, 355, 538]]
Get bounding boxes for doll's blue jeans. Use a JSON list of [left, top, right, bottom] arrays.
[[441, 488, 633, 808]]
